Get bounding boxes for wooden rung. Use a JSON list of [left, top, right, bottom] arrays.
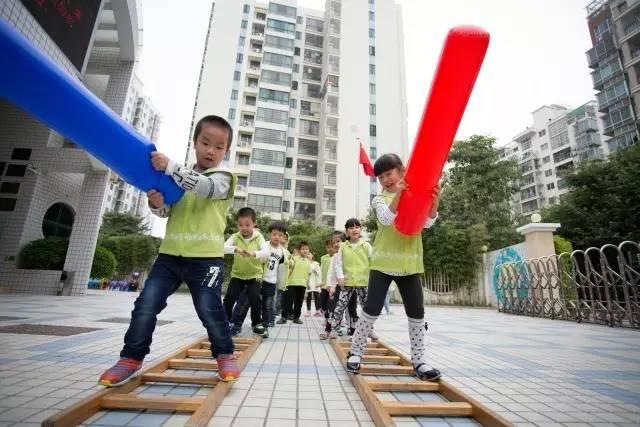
[[381, 401, 473, 416], [186, 349, 242, 358], [359, 364, 414, 375], [202, 342, 249, 350], [362, 355, 400, 364], [101, 394, 204, 412], [366, 380, 439, 392], [142, 373, 219, 386], [363, 348, 389, 355], [168, 358, 218, 370], [338, 341, 379, 348]]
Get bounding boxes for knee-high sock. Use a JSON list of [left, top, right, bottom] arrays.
[[408, 316, 426, 366], [350, 311, 377, 357]]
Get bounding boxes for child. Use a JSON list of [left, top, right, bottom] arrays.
[[305, 252, 322, 317], [99, 115, 240, 386], [319, 235, 339, 322], [223, 207, 269, 336], [273, 232, 291, 325], [260, 221, 288, 336], [321, 219, 372, 339], [346, 153, 441, 381], [277, 242, 311, 324]]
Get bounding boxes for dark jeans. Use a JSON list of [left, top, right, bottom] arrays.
[[261, 281, 276, 327], [275, 289, 286, 321], [230, 288, 249, 328], [364, 271, 424, 318], [121, 254, 233, 360], [320, 289, 330, 319], [282, 286, 306, 319], [224, 278, 262, 327], [306, 291, 320, 311]]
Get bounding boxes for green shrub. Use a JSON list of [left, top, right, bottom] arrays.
[[91, 246, 117, 279], [18, 238, 69, 270]]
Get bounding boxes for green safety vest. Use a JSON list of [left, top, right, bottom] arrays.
[[159, 167, 236, 258], [288, 255, 311, 287], [230, 232, 266, 280], [341, 240, 371, 287], [320, 254, 331, 288], [370, 191, 425, 275]]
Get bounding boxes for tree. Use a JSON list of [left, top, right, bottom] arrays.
[[102, 235, 157, 274], [91, 246, 117, 278], [439, 135, 521, 250], [99, 212, 149, 240], [542, 143, 640, 249]]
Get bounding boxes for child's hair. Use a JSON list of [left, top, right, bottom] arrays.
[[298, 240, 310, 249], [237, 207, 256, 222], [373, 153, 404, 177], [325, 235, 334, 246], [345, 218, 361, 230], [268, 221, 287, 233], [332, 230, 347, 242], [193, 115, 233, 149]]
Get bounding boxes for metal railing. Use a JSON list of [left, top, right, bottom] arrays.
[[497, 241, 640, 328]]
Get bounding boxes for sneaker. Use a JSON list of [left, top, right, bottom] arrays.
[[292, 318, 303, 325], [216, 354, 240, 382], [337, 328, 345, 337], [276, 317, 287, 325], [262, 328, 269, 339], [414, 364, 441, 382], [328, 331, 338, 340], [98, 358, 142, 387], [346, 352, 362, 374], [268, 321, 275, 328], [368, 330, 379, 342], [231, 326, 241, 336], [287, 314, 294, 320], [319, 331, 330, 340], [304, 312, 311, 317], [252, 324, 265, 335]]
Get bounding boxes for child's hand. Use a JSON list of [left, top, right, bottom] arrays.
[[430, 183, 441, 218], [246, 250, 256, 257], [336, 277, 345, 286], [151, 151, 170, 172], [147, 190, 164, 208], [396, 179, 408, 192]]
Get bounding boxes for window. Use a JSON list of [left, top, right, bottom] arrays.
[[521, 139, 532, 151], [369, 28, 375, 38], [297, 16, 303, 24], [228, 108, 236, 120], [265, 34, 294, 51], [292, 81, 299, 90], [263, 52, 293, 68], [543, 156, 550, 163], [259, 88, 289, 105], [236, 53, 243, 63], [300, 119, 319, 136], [298, 139, 318, 156], [42, 203, 75, 238], [286, 157, 293, 168], [539, 130, 546, 137], [304, 49, 323, 65], [282, 200, 290, 212], [521, 200, 538, 214], [231, 89, 238, 100], [547, 183, 555, 190], [305, 33, 324, 48], [233, 197, 246, 210], [287, 137, 295, 148], [241, 20, 248, 29], [369, 46, 375, 56], [11, 148, 32, 160], [5, 164, 26, 177], [260, 69, 292, 85], [234, 71, 241, 81], [306, 17, 324, 33], [257, 107, 288, 125], [284, 179, 291, 190], [296, 159, 317, 177], [295, 180, 316, 198], [249, 171, 284, 190], [237, 154, 250, 165], [369, 11, 375, 21], [293, 63, 299, 72], [248, 193, 282, 213], [302, 65, 322, 82], [294, 202, 315, 219], [255, 128, 286, 145], [0, 198, 17, 211], [237, 176, 248, 187], [540, 143, 549, 151], [369, 125, 377, 136], [300, 100, 320, 118], [267, 18, 295, 34], [243, 4, 250, 13], [370, 147, 377, 159], [289, 98, 297, 108], [289, 118, 296, 128], [269, 3, 297, 18], [294, 47, 301, 56], [296, 31, 301, 40], [521, 173, 534, 186], [520, 186, 536, 200], [0, 182, 20, 194], [303, 82, 321, 98], [369, 83, 376, 94], [251, 149, 286, 167], [369, 104, 376, 115], [549, 196, 557, 204], [369, 64, 376, 75], [545, 169, 553, 177]]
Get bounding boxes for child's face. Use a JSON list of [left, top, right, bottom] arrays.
[[293, 247, 299, 255], [330, 236, 341, 253], [307, 252, 313, 261], [270, 229, 284, 246], [237, 216, 255, 237], [193, 123, 229, 169], [377, 167, 404, 192], [346, 225, 361, 241], [299, 245, 310, 257]]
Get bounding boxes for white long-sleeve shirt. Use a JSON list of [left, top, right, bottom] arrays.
[[370, 195, 438, 228], [223, 230, 270, 259], [150, 160, 232, 218]]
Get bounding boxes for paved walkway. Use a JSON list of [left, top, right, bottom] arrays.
[[0, 291, 639, 427]]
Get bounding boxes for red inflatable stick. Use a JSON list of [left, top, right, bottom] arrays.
[[395, 26, 490, 236]]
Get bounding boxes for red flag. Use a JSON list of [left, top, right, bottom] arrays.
[[359, 143, 375, 177]]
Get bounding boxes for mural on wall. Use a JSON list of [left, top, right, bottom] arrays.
[[484, 242, 529, 306]]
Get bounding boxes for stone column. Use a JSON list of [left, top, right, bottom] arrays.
[[517, 222, 561, 302]]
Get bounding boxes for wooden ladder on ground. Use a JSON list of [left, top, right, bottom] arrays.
[[331, 339, 513, 427], [42, 336, 261, 427]]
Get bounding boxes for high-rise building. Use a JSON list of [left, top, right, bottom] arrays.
[[103, 74, 162, 232], [500, 102, 609, 216], [585, 0, 640, 151], [187, 0, 408, 228]]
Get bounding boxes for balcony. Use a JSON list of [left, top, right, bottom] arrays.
[[324, 175, 337, 186], [586, 38, 616, 68], [323, 200, 336, 211], [295, 190, 316, 199]]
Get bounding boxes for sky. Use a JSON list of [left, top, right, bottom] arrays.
[[137, 0, 596, 234]]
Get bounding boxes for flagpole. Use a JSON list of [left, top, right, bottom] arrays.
[[356, 137, 361, 219]]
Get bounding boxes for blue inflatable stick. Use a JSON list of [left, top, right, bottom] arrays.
[[0, 18, 184, 205]]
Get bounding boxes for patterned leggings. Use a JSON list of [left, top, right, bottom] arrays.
[[330, 287, 367, 330]]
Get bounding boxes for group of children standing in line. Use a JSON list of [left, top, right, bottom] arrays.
[[98, 114, 440, 387]]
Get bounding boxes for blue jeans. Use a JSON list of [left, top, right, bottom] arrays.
[[121, 254, 233, 360], [230, 288, 249, 329], [261, 281, 276, 327]]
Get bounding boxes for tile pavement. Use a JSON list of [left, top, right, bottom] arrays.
[[0, 290, 638, 426]]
